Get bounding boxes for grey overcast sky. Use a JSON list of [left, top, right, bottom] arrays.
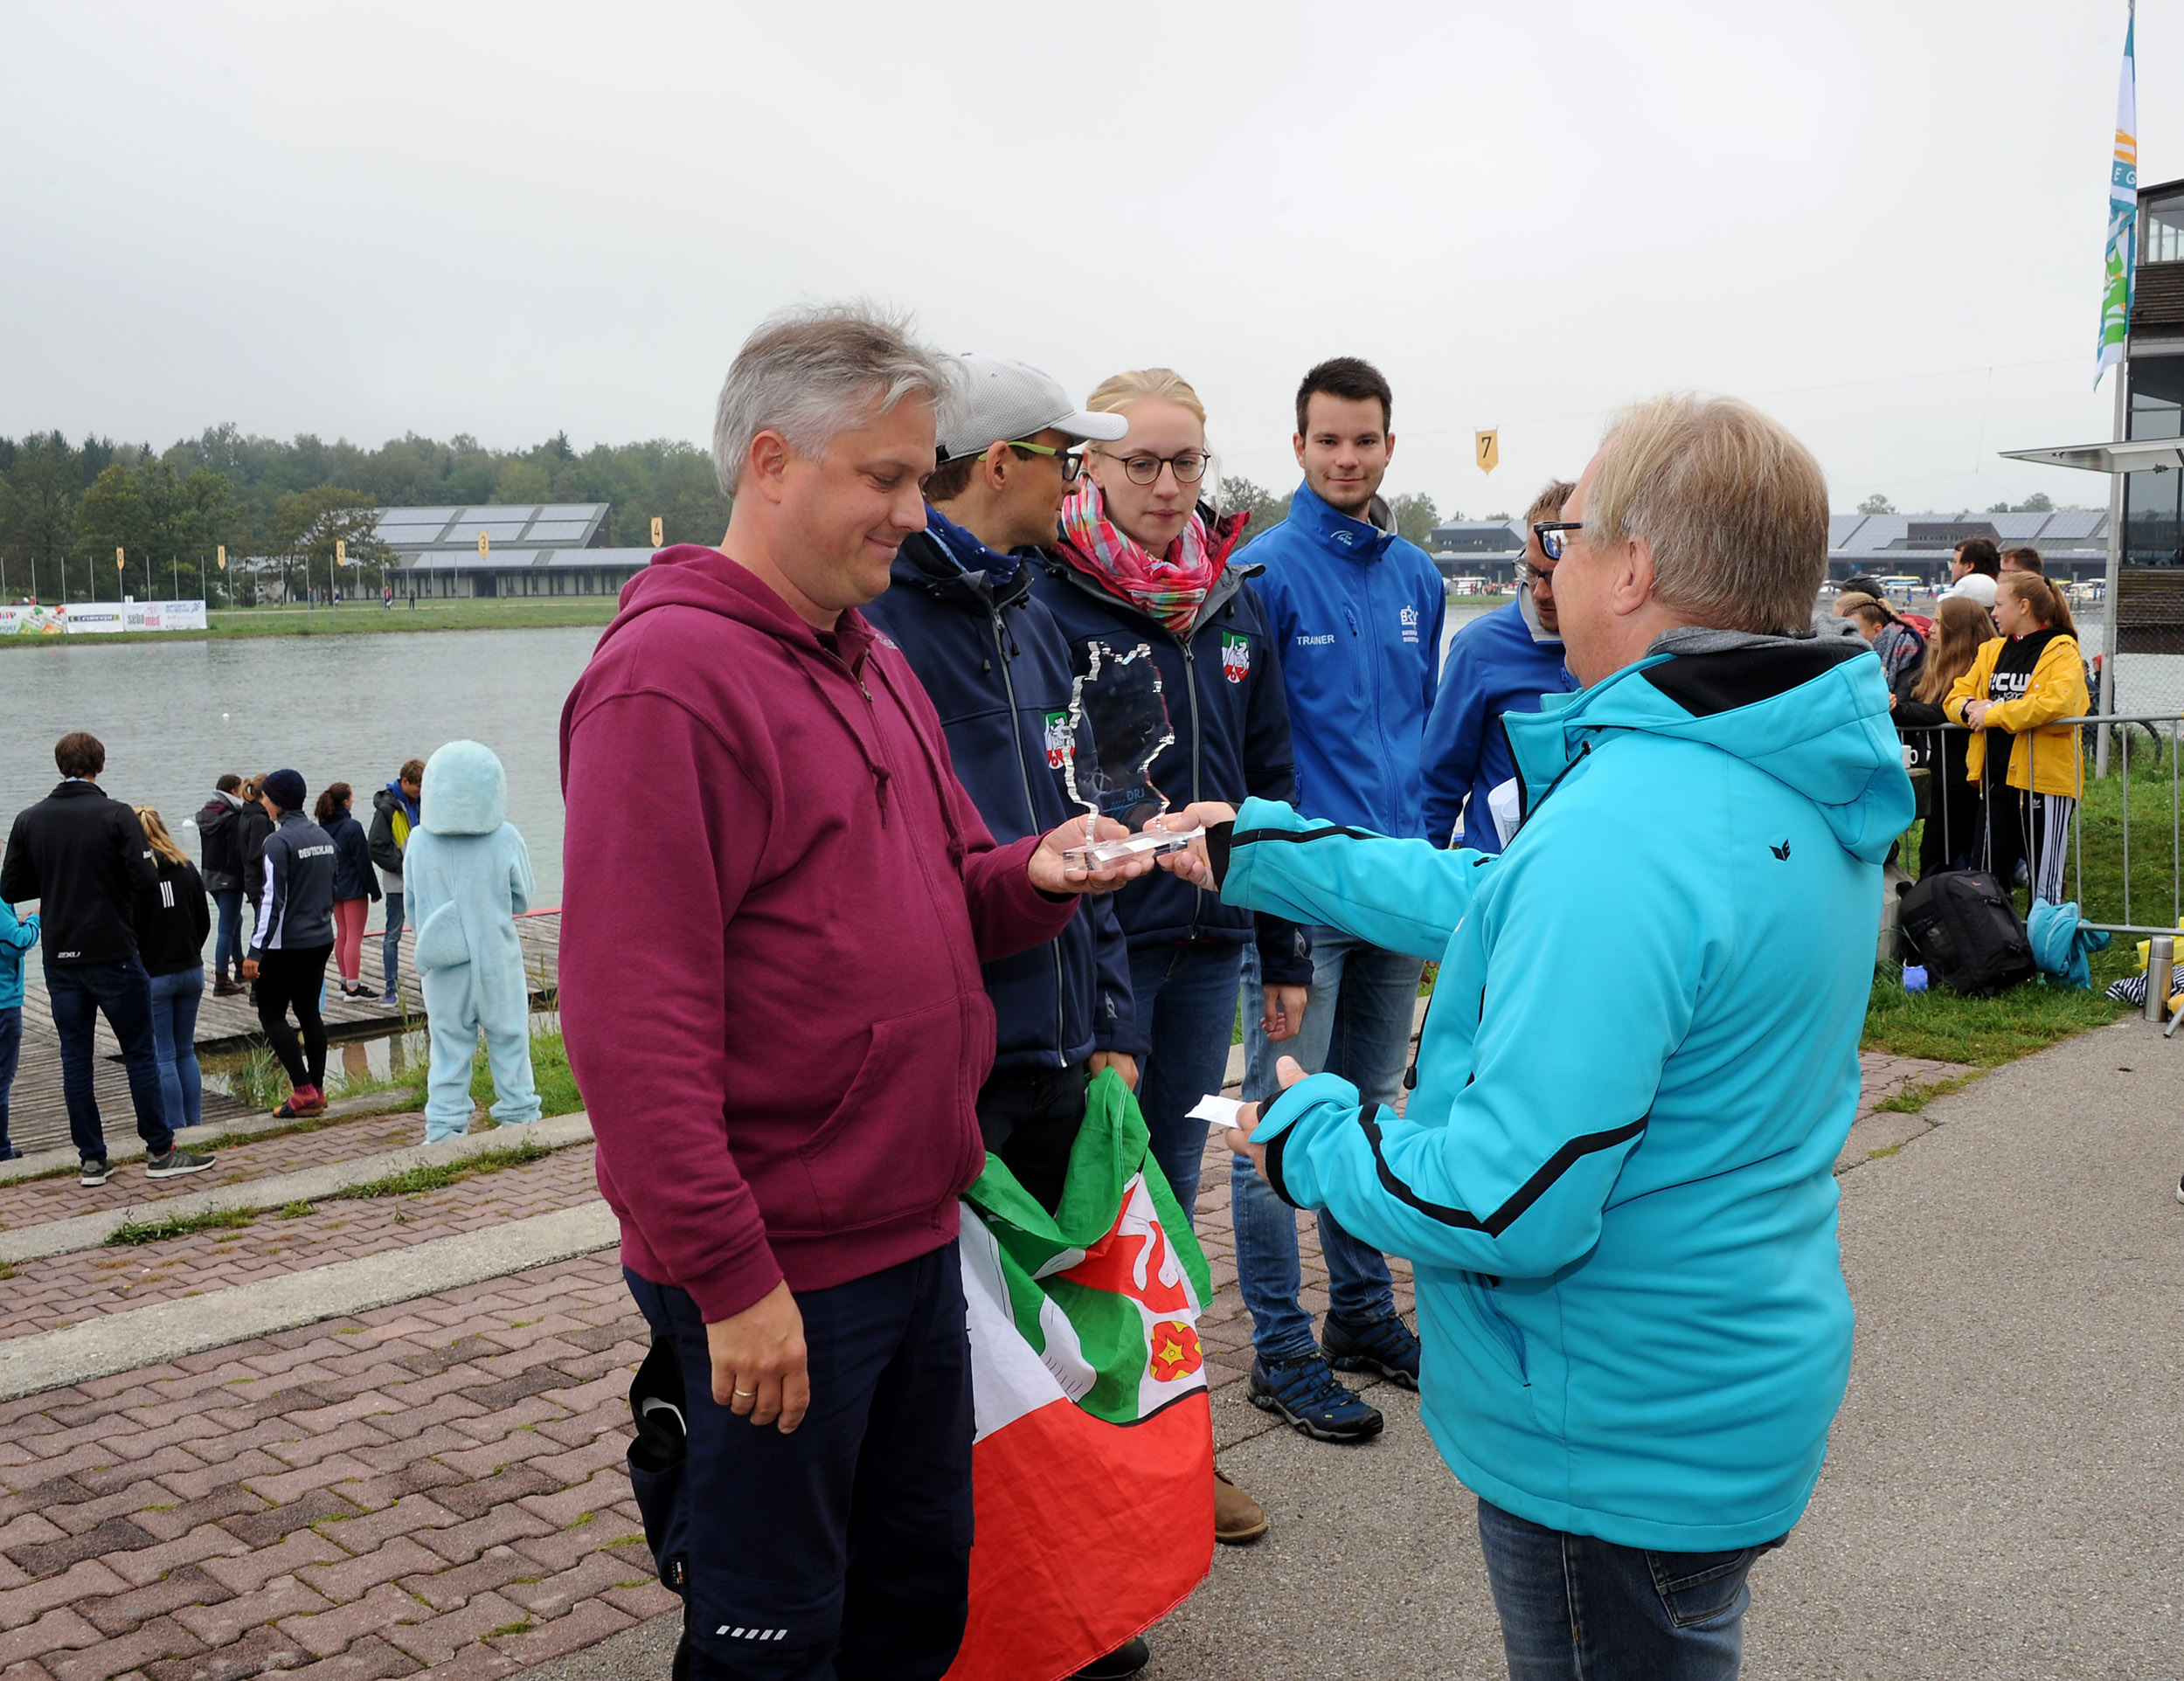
[[1, 1, 2171, 515]]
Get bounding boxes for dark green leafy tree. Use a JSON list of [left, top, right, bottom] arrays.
[[1219, 475, 1289, 548], [274, 486, 393, 604], [1856, 493, 1896, 515], [1390, 492, 1440, 550]]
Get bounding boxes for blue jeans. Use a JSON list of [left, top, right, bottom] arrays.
[[211, 888, 244, 979], [148, 967, 205, 1132], [625, 1248, 973, 1679], [0, 1007, 20, 1154], [45, 958, 173, 1163], [1126, 941, 1245, 1221], [1233, 928, 1420, 1363], [381, 889, 404, 993], [1477, 1498, 1778, 1680]]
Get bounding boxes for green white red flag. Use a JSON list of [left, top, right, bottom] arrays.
[[944, 1070, 1215, 1681]]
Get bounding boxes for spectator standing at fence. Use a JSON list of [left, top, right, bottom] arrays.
[[1833, 591, 1926, 705], [1423, 479, 1580, 853], [132, 807, 211, 1134], [1229, 356, 1441, 1441], [195, 774, 247, 996], [242, 768, 337, 1117], [0, 732, 213, 1185], [1896, 596, 1993, 879], [368, 759, 424, 1007], [316, 782, 381, 998], [1940, 536, 2000, 610], [0, 882, 37, 1160], [1946, 571, 2088, 904], [235, 776, 274, 935]]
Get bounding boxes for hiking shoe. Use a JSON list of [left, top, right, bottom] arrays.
[[145, 1148, 215, 1179], [1071, 1637, 1149, 1679], [274, 1087, 326, 1119], [1322, 1311, 1423, 1392], [1247, 1355, 1383, 1442], [379, 989, 399, 1008], [80, 1159, 111, 1187], [1214, 1467, 1268, 1545], [212, 978, 245, 998]]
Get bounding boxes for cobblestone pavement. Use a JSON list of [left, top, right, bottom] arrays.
[[0, 1255, 676, 1680], [0, 1147, 600, 1345], [0, 1048, 1977, 1678], [0, 1112, 434, 1229]]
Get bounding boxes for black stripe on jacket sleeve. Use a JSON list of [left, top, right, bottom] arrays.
[[1358, 1110, 1647, 1235]]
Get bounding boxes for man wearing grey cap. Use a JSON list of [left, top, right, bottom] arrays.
[[867, 357, 1141, 1215]]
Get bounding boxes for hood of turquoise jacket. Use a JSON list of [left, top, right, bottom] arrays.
[[420, 740, 508, 837], [1504, 630, 1913, 866]]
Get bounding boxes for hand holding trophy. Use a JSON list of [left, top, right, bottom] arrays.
[[1057, 640, 1206, 870]]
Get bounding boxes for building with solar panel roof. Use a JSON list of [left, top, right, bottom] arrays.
[[370, 503, 655, 598]]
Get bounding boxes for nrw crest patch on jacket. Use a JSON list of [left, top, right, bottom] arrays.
[[1042, 710, 1070, 770], [1220, 633, 1251, 684]]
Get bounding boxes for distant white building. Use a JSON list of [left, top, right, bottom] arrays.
[[370, 503, 654, 599]]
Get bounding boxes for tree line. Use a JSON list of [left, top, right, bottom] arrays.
[[0, 425, 1461, 606], [0, 425, 733, 605]]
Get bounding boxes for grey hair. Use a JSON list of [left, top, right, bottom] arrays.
[[711, 302, 961, 496], [1584, 393, 1828, 637]]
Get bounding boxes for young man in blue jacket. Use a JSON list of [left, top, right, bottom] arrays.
[[1167, 394, 1914, 1679], [1422, 481, 1581, 852], [861, 356, 1142, 1212], [1227, 357, 1444, 1438]]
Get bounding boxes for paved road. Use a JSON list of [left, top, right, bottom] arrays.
[[538, 1018, 2183, 1680]]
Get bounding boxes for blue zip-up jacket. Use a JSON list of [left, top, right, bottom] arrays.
[[1421, 592, 1578, 852], [324, 810, 381, 904], [863, 510, 1147, 1069], [0, 903, 37, 1010], [1034, 524, 1313, 987], [1215, 631, 1912, 1552], [1246, 482, 1446, 839]]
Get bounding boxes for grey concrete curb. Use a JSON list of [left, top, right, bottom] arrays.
[[0, 1200, 621, 1402], [0, 1112, 597, 1264], [0, 1090, 455, 1188]]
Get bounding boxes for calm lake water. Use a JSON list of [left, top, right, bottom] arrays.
[[0, 626, 603, 907], [3, 597, 2174, 920]]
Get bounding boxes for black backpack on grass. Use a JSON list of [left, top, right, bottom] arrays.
[[1898, 871, 2036, 996]]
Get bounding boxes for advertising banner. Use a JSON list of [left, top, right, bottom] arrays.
[[62, 603, 128, 633], [0, 607, 66, 636], [122, 600, 208, 631]]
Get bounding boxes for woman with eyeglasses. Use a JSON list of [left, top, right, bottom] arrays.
[[1035, 368, 1307, 1551]]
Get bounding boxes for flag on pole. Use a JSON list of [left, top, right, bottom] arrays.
[[2097, 3, 2138, 384], [945, 1070, 1215, 1681]]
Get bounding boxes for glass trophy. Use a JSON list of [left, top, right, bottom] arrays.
[[1058, 641, 1204, 869]]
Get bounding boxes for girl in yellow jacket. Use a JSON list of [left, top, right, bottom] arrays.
[[1944, 571, 2089, 903]]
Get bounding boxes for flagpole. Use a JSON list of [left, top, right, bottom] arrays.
[[2096, 0, 2137, 777], [2099, 372, 2125, 775]]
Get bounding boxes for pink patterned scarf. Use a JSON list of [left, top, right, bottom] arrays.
[[1054, 476, 1227, 634]]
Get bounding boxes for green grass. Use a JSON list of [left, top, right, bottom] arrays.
[[0, 598, 616, 648], [107, 1207, 257, 1247], [1862, 966, 2133, 1066], [331, 1137, 553, 1200]]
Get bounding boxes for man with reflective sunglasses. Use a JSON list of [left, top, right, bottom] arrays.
[[1422, 481, 1582, 854], [863, 355, 1141, 1213]]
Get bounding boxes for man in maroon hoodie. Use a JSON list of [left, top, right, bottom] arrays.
[[559, 305, 1150, 1681]]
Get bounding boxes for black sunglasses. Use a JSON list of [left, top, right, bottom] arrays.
[[1532, 521, 1583, 564]]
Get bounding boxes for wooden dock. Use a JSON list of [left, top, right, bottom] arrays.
[[5, 910, 563, 1158]]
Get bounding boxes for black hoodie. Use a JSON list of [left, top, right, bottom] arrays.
[[0, 781, 159, 966]]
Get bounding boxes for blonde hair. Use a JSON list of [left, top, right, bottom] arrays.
[[134, 806, 191, 868], [1914, 596, 1993, 703], [1585, 394, 1828, 637], [1999, 569, 2078, 640], [1084, 368, 1207, 425]]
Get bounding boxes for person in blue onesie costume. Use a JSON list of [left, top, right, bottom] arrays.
[[405, 740, 541, 1140], [1155, 396, 1915, 1681]]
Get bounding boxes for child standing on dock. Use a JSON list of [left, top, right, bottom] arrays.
[[0, 879, 38, 1160]]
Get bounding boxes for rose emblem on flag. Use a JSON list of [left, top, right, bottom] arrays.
[[1147, 1321, 1203, 1383]]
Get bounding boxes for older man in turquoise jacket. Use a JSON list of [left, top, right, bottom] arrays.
[[1161, 395, 1914, 1681]]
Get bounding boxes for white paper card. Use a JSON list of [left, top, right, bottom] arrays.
[[1187, 1094, 1246, 1131]]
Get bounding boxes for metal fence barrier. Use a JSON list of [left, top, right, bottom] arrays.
[[1896, 711, 2181, 939]]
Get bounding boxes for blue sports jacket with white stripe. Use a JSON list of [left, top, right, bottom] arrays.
[[1215, 631, 1914, 1551]]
